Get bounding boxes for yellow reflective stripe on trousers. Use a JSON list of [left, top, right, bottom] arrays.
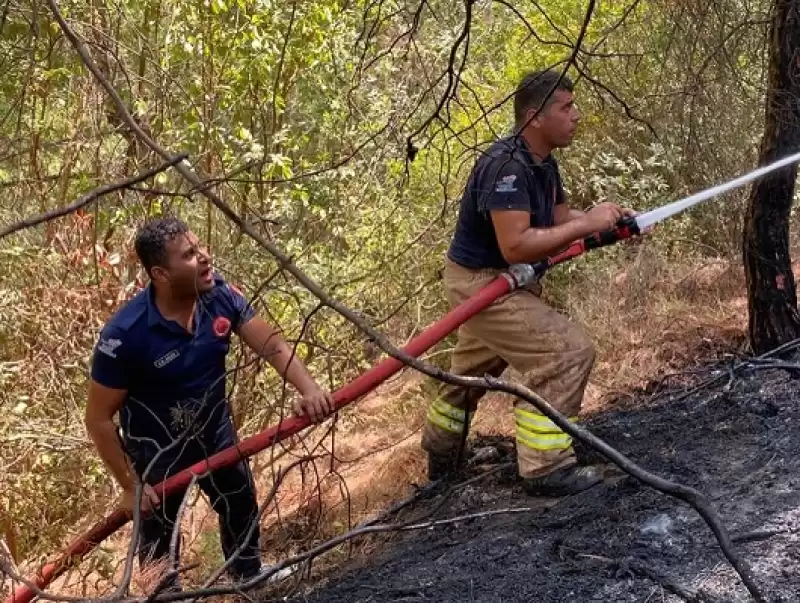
[[515, 427, 573, 452], [514, 407, 578, 434], [515, 407, 574, 451], [426, 398, 469, 435], [427, 407, 463, 434], [432, 398, 468, 423]]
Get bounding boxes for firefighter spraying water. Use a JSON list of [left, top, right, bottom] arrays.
[[421, 69, 636, 495], [420, 68, 800, 494]]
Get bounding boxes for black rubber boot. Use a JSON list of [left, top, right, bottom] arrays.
[[522, 464, 603, 497]]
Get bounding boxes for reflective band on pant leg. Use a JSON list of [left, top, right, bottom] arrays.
[[426, 398, 469, 435], [514, 408, 576, 452], [515, 408, 578, 433], [433, 399, 468, 422], [515, 428, 573, 451]]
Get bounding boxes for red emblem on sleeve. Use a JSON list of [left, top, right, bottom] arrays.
[[213, 316, 231, 337]]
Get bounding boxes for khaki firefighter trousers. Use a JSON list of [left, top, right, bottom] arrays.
[[422, 258, 596, 478]]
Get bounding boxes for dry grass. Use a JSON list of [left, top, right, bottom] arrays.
[[565, 246, 749, 412], [252, 375, 429, 559]]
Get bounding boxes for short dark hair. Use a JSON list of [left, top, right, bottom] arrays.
[[134, 216, 189, 276], [513, 69, 574, 127]]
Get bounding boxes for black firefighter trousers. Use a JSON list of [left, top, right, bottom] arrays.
[[126, 414, 261, 586]]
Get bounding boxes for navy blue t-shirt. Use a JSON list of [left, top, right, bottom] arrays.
[[90, 274, 255, 472], [448, 135, 566, 269]]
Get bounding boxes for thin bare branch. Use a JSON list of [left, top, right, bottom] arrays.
[[0, 154, 187, 241]]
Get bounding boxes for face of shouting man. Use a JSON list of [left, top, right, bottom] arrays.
[[135, 217, 215, 301], [152, 231, 215, 298]]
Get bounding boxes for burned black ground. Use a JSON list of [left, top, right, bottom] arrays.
[[286, 360, 800, 602]]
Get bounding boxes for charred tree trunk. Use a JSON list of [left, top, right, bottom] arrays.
[[743, 0, 800, 354]]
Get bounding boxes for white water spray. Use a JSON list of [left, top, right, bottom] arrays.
[[635, 150, 800, 230]]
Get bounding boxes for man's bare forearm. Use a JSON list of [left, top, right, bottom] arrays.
[[567, 208, 585, 221], [87, 419, 136, 491], [259, 336, 321, 395], [500, 217, 596, 264], [553, 205, 587, 226]]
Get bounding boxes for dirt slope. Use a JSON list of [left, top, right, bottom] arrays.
[[288, 360, 800, 602]]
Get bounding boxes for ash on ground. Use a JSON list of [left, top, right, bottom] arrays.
[[287, 362, 800, 602]]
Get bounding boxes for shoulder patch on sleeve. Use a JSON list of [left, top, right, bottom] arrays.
[[495, 173, 518, 193], [96, 336, 123, 358]]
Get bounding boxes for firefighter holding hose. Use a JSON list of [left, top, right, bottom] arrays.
[[422, 69, 636, 496], [85, 216, 335, 587]]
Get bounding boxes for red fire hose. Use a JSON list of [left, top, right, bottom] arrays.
[[6, 219, 638, 603]]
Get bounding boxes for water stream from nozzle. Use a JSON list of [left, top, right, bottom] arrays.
[[635, 150, 800, 231]]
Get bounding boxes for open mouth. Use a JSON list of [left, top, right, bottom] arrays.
[[199, 266, 214, 284]]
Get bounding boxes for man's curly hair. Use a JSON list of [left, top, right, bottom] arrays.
[[134, 216, 190, 276]]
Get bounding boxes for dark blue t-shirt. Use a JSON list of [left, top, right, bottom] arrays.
[[90, 274, 255, 472], [448, 135, 566, 269]]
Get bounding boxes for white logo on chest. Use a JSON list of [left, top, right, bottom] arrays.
[[154, 349, 180, 368]]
